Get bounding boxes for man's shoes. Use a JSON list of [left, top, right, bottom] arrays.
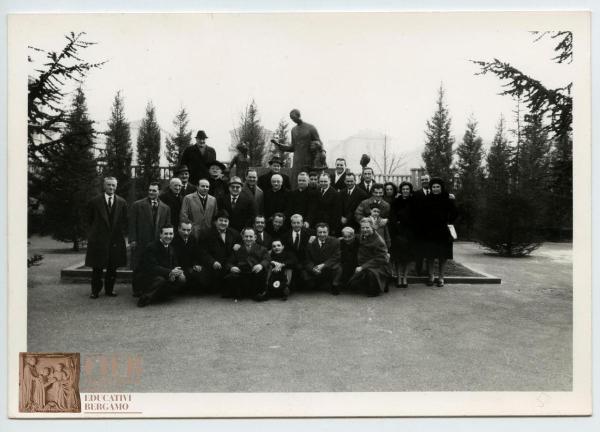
[[89, 293, 99, 299], [254, 291, 268, 302], [331, 286, 340, 296], [132, 292, 141, 298], [106, 292, 118, 297], [436, 278, 445, 288], [426, 278, 434, 287], [137, 295, 150, 308]]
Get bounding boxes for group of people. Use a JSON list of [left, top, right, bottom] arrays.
[[84, 109, 458, 307]]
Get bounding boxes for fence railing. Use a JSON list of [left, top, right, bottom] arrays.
[[97, 163, 426, 188]]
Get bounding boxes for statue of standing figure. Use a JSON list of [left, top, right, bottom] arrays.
[[273, 109, 327, 186]]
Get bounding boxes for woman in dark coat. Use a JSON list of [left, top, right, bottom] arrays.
[[348, 217, 392, 297], [421, 177, 457, 287], [390, 181, 415, 288], [383, 182, 398, 205]]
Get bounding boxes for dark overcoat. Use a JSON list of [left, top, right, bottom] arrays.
[[159, 189, 183, 227], [352, 232, 391, 293], [421, 193, 457, 259], [218, 192, 256, 232], [311, 187, 342, 234], [84, 194, 128, 268], [198, 226, 242, 267], [179, 144, 217, 185], [129, 198, 171, 268]]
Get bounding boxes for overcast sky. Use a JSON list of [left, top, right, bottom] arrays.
[[23, 13, 575, 166]]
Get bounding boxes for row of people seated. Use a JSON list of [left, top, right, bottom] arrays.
[[135, 211, 393, 307]]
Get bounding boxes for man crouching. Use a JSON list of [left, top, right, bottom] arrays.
[[224, 227, 270, 302], [137, 225, 186, 307]]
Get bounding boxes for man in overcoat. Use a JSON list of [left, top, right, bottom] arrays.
[[257, 156, 291, 192], [330, 158, 349, 191], [180, 178, 218, 239], [285, 172, 317, 227], [159, 177, 184, 227], [217, 176, 256, 232], [241, 169, 264, 215], [179, 130, 217, 185], [85, 176, 128, 298], [311, 174, 342, 235], [197, 210, 242, 294], [171, 221, 204, 292], [354, 183, 391, 223], [340, 172, 368, 231], [129, 182, 171, 296]]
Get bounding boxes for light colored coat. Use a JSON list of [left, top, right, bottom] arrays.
[[180, 192, 218, 238]]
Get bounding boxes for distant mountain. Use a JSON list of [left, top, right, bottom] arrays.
[[326, 129, 424, 175]]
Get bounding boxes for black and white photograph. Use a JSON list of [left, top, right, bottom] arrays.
[[5, 8, 593, 419]]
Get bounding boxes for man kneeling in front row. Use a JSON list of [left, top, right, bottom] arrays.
[[137, 225, 186, 307], [224, 227, 270, 301]]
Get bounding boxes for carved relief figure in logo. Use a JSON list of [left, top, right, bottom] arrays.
[[19, 353, 81, 413]]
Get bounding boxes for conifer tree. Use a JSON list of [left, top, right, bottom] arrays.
[[104, 91, 132, 192], [455, 116, 484, 238], [422, 84, 455, 183], [164, 107, 192, 168], [232, 100, 266, 166], [42, 87, 97, 251], [546, 132, 573, 239], [136, 102, 161, 196], [476, 115, 541, 256]]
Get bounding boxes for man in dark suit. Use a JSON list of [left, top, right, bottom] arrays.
[[224, 227, 270, 301], [217, 176, 256, 232], [286, 172, 317, 227], [330, 158, 349, 191], [265, 212, 286, 241], [171, 221, 204, 292], [85, 176, 128, 299], [197, 210, 242, 294], [282, 214, 314, 288], [253, 215, 272, 248], [302, 223, 342, 295], [241, 169, 264, 215], [263, 174, 289, 221], [129, 182, 171, 296], [179, 130, 217, 186], [340, 172, 368, 230], [412, 174, 431, 275], [357, 166, 375, 195], [136, 225, 186, 307], [311, 173, 341, 235], [175, 165, 197, 197], [159, 177, 184, 227], [257, 156, 291, 191]]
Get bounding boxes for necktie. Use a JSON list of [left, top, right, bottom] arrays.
[[200, 195, 206, 208], [322, 189, 326, 197], [348, 189, 352, 196], [152, 201, 158, 222], [108, 196, 112, 209], [231, 196, 237, 208], [293, 232, 300, 249]]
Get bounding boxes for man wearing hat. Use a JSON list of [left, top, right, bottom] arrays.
[[197, 209, 242, 294], [257, 156, 291, 192], [179, 130, 217, 186], [175, 165, 197, 197], [217, 176, 256, 232], [208, 160, 228, 201]]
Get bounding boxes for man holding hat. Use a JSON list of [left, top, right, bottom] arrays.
[[175, 165, 197, 197], [218, 176, 256, 232], [179, 130, 217, 186], [257, 156, 291, 192]]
